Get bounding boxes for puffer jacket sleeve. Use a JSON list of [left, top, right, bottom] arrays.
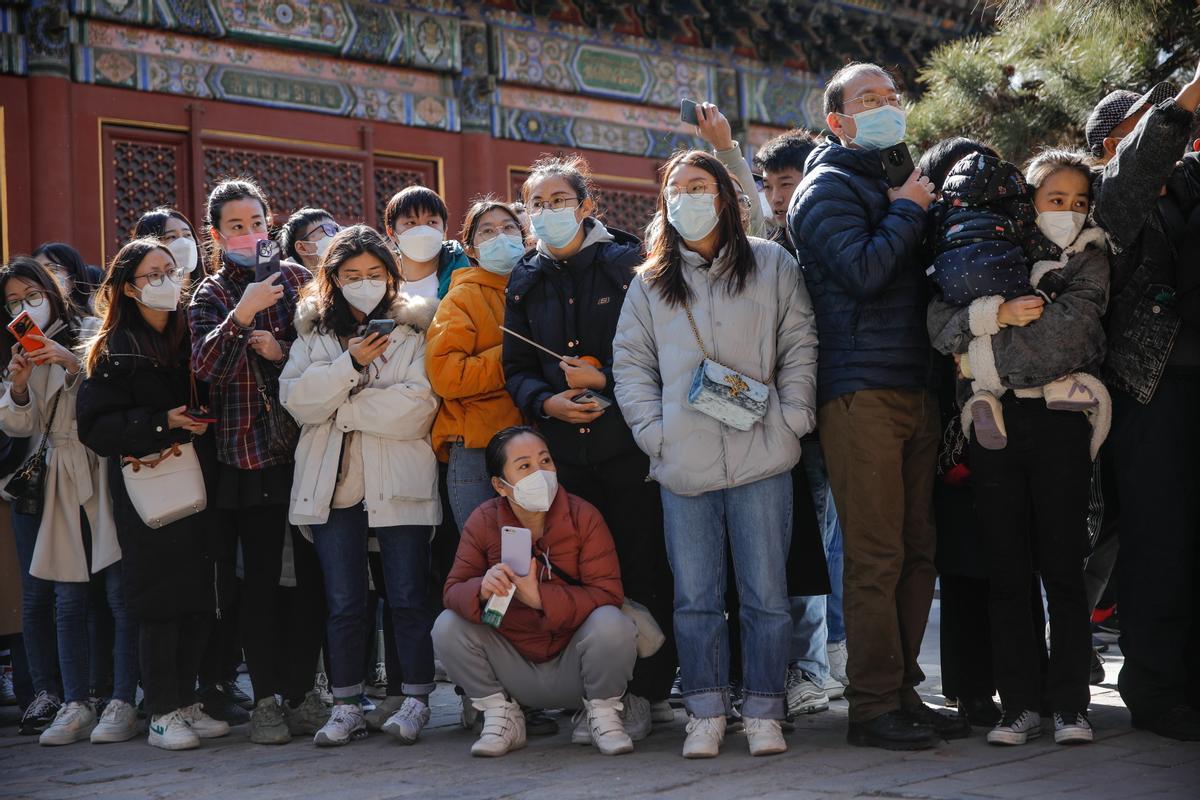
[[770, 247, 819, 438], [503, 294, 556, 421], [612, 276, 664, 459], [536, 499, 624, 632], [335, 336, 439, 441], [279, 332, 360, 426], [426, 287, 505, 400], [788, 169, 927, 300], [443, 505, 491, 623], [77, 369, 184, 459]]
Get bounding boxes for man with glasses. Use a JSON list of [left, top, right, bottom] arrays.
[[787, 62, 952, 751]]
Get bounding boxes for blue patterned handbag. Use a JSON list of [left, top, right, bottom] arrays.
[[684, 301, 769, 431]]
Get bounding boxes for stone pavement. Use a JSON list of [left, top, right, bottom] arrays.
[[2, 602, 1197, 800]]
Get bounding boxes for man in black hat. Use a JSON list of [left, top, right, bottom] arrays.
[[1090, 60, 1200, 742]]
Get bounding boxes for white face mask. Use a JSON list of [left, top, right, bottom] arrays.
[[1036, 210, 1087, 249], [394, 225, 444, 263], [167, 237, 198, 274], [136, 275, 182, 311], [476, 233, 524, 275], [313, 236, 334, 261], [502, 469, 559, 513], [340, 278, 387, 315], [23, 301, 53, 332], [666, 192, 720, 241]]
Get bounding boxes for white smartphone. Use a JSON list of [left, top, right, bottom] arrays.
[[500, 526, 532, 577]]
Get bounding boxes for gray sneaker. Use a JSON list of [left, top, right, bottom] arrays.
[[365, 695, 405, 731], [284, 690, 331, 736], [785, 667, 830, 716], [381, 697, 430, 744], [314, 703, 367, 747], [249, 697, 291, 745]]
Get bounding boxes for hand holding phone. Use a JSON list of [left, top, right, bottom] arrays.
[[7, 311, 45, 354], [254, 238, 282, 283], [880, 143, 915, 189], [572, 389, 612, 410], [183, 406, 218, 425], [501, 526, 533, 577], [364, 318, 396, 339]]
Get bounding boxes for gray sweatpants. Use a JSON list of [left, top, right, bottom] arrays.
[[432, 605, 636, 709]]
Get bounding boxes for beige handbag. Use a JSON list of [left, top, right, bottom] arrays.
[[121, 441, 207, 529]]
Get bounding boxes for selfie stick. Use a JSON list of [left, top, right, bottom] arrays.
[[499, 326, 569, 362]]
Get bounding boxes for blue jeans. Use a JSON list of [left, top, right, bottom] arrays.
[[311, 505, 435, 698], [447, 444, 495, 533], [662, 471, 792, 720], [12, 508, 137, 704]]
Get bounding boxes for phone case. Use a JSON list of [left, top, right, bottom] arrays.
[[680, 98, 699, 125], [7, 312, 45, 353], [881, 143, 915, 188], [501, 526, 532, 577]]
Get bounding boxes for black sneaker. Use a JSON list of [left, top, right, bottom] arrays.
[[903, 703, 971, 740], [19, 690, 61, 735], [847, 710, 938, 751], [219, 679, 254, 710], [523, 707, 559, 737], [1132, 704, 1200, 741], [199, 683, 251, 726], [962, 696, 1002, 728], [1089, 649, 1106, 685]]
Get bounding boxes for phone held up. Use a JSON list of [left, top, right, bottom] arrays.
[[680, 97, 700, 126], [254, 238, 282, 283], [7, 311, 45, 354], [880, 142, 915, 189]]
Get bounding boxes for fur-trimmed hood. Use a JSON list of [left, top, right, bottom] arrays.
[[293, 291, 438, 338]]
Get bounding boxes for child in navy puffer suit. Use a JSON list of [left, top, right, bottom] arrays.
[[927, 151, 1102, 450]]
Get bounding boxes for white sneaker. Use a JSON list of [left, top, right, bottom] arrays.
[[987, 709, 1042, 745], [572, 693, 652, 745], [365, 695, 404, 731], [827, 640, 849, 687], [786, 667, 830, 715], [148, 709, 200, 751], [91, 699, 138, 743], [180, 702, 231, 739], [650, 700, 675, 724], [969, 391, 1008, 450], [381, 696, 431, 744], [585, 696, 634, 755], [39, 701, 97, 746], [745, 717, 787, 756], [470, 693, 526, 757], [682, 715, 725, 758], [1054, 712, 1094, 744], [314, 703, 367, 747], [822, 675, 846, 701]]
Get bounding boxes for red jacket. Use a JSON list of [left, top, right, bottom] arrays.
[[443, 489, 624, 663]]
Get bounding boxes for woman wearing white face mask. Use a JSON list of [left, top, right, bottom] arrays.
[[426, 199, 526, 533], [612, 150, 818, 759], [383, 186, 471, 300], [278, 207, 340, 271], [280, 224, 441, 748], [434, 426, 636, 758], [132, 207, 206, 285], [927, 148, 1112, 746], [0, 257, 135, 747], [77, 239, 227, 750]]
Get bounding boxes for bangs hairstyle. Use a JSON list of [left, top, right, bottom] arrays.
[[204, 178, 272, 271], [85, 238, 189, 376], [278, 207, 335, 263], [0, 256, 79, 371], [521, 154, 595, 206], [459, 196, 527, 251], [485, 426, 548, 480], [384, 186, 449, 233], [131, 207, 209, 278], [639, 150, 754, 309], [300, 224, 402, 338], [1025, 148, 1095, 195], [752, 129, 820, 175], [30, 241, 96, 312]]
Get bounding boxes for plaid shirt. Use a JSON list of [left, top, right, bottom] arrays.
[[188, 260, 311, 470]]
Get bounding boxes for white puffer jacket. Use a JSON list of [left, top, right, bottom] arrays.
[[281, 292, 441, 529], [613, 237, 819, 496]]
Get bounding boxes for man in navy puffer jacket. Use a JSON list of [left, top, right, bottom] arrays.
[[787, 62, 955, 752]]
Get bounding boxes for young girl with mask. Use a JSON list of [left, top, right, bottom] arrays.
[[0, 258, 135, 746], [278, 208, 340, 272], [927, 149, 1112, 747], [612, 150, 818, 759], [504, 155, 677, 739], [132, 207, 206, 283], [77, 239, 227, 751], [426, 198, 526, 532], [383, 186, 470, 300], [188, 178, 328, 745], [280, 224, 440, 747], [434, 426, 637, 758]]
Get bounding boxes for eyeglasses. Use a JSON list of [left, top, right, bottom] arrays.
[[665, 184, 719, 200], [474, 221, 524, 243], [529, 197, 582, 213], [303, 222, 340, 241], [843, 92, 904, 110], [736, 194, 753, 212], [133, 268, 184, 287], [5, 291, 46, 317], [339, 277, 386, 290]]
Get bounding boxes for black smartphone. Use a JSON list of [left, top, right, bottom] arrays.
[[254, 238, 282, 283], [573, 390, 612, 410], [881, 142, 915, 188], [184, 407, 218, 424], [680, 98, 699, 126], [365, 318, 396, 339]]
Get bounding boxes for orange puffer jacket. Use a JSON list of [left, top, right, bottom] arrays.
[[426, 266, 524, 460]]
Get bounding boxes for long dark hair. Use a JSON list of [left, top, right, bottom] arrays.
[[204, 178, 272, 272], [31, 241, 98, 312], [0, 256, 79, 371], [131, 207, 209, 278], [299, 225, 402, 338], [639, 150, 754, 308], [85, 238, 189, 376]]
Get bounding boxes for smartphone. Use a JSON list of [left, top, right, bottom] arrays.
[[184, 407, 218, 424], [573, 389, 612, 410], [7, 311, 45, 353], [364, 318, 396, 339], [254, 238, 282, 283], [501, 526, 532, 577], [680, 97, 700, 126], [880, 142, 915, 188]]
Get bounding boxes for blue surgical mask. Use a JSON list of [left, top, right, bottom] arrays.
[[476, 233, 524, 275], [531, 206, 583, 249], [844, 104, 907, 150], [666, 193, 719, 241]]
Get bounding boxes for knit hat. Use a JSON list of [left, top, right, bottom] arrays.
[[1085, 81, 1176, 157]]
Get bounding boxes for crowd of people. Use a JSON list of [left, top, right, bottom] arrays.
[[1, 57, 1198, 760]]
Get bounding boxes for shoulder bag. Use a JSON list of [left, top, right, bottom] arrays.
[[248, 352, 300, 459], [542, 558, 665, 659], [683, 301, 769, 432], [3, 393, 60, 516]]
